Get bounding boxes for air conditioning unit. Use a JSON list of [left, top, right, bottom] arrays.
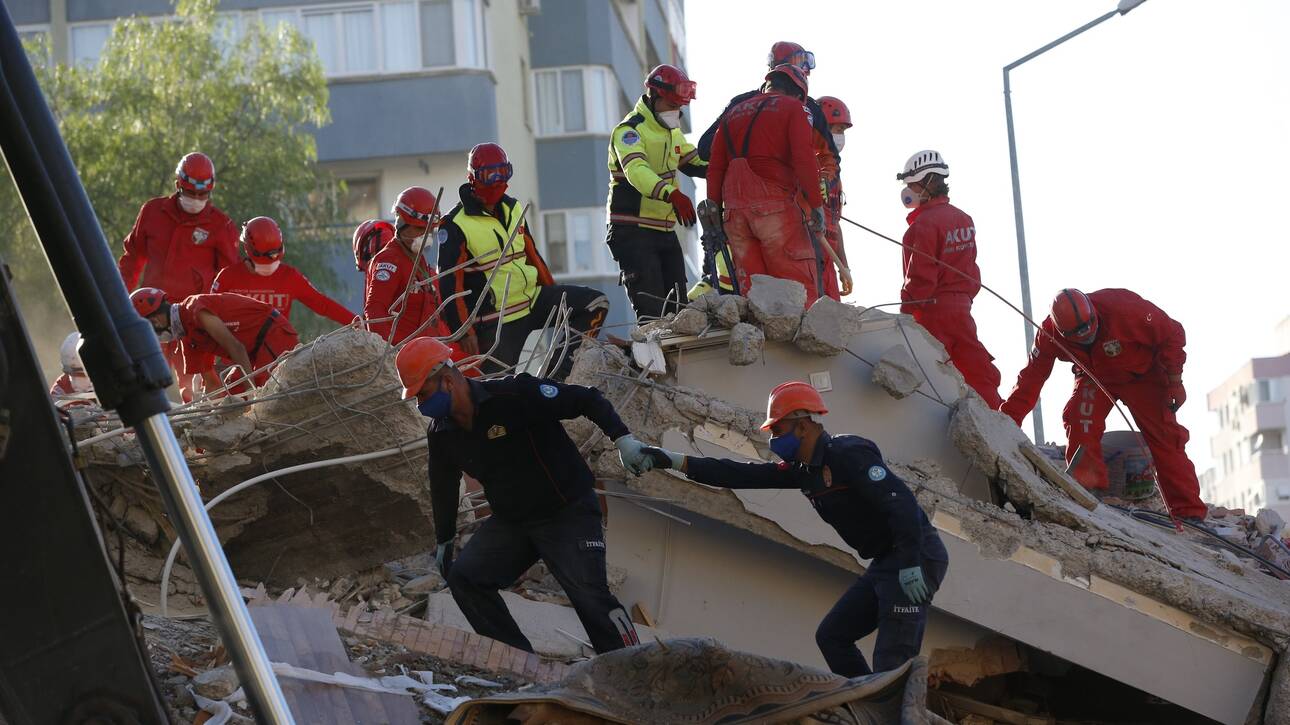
[[519, 0, 541, 15]]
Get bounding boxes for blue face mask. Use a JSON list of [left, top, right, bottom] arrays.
[[417, 380, 452, 420], [769, 431, 801, 461]]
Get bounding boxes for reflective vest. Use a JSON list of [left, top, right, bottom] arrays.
[[447, 197, 539, 324], [607, 96, 707, 232]]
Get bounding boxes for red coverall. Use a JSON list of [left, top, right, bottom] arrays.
[[707, 93, 825, 305], [212, 261, 355, 326], [901, 197, 1002, 407], [119, 194, 240, 389], [1000, 288, 1206, 519], [363, 243, 450, 345], [176, 293, 299, 386]]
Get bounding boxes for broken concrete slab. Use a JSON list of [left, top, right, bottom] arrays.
[[871, 344, 923, 399], [794, 296, 854, 356], [746, 274, 805, 341], [668, 307, 709, 336], [728, 322, 764, 366], [716, 295, 747, 329], [192, 665, 239, 700], [1256, 509, 1285, 537]]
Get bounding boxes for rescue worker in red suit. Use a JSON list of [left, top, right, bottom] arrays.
[[364, 187, 453, 345], [706, 64, 827, 304], [130, 287, 299, 396], [817, 95, 853, 299], [212, 216, 355, 327], [897, 150, 1003, 408], [118, 152, 239, 396], [353, 218, 395, 299], [1000, 289, 1207, 521]]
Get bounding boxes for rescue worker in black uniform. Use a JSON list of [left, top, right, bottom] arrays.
[[396, 337, 652, 654], [640, 381, 950, 677]]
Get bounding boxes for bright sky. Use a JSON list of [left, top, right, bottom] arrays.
[[684, 0, 1290, 472]]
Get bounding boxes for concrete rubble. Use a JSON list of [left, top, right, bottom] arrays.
[[747, 274, 806, 341], [872, 343, 924, 399], [727, 321, 764, 366]]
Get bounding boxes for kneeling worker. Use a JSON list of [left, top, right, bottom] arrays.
[[639, 381, 949, 676], [398, 337, 649, 654]]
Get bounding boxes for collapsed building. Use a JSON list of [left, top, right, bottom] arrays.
[[72, 276, 1290, 724]]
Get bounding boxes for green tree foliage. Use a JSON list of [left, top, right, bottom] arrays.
[[0, 0, 350, 355]]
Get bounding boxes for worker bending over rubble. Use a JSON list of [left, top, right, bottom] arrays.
[[897, 150, 1003, 408], [131, 287, 298, 396], [212, 216, 355, 327], [605, 65, 706, 319], [398, 337, 650, 654], [639, 382, 950, 677], [440, 143, 608, 378], [1000, 288, 1208, 521]]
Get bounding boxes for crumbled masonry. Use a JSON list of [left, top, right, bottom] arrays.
[[747, 274, 806, 341], [872, 344, 924, 399]]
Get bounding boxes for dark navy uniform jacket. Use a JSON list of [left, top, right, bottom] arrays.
[[427, 374, 629, 543], [685, 432, 946, 569]]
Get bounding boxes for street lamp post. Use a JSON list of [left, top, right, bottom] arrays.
[[1003, 0, 1148, 443]]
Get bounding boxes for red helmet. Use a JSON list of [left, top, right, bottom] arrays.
[[175, 152, 215, 193], [762, 381, 828, 430], [1051, 288, 1099, 343], [240, 216, 284, 261], [391, 186, 440, 228], [765, 64, 809, 100], [767, 41, 815, 73], [467, 143, 514, 187], [644, 64, 696, 106], [818, 96, 852, 129], [353, 219, 395, 272], [130, 287, 168, 318]]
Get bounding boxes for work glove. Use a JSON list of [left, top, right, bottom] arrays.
[[898, 566, 930, 605], [615, 435, 653, 475], [668, 190, 697, 227], [641, 446, 685, 471], [808, 206, 826, 234], [1167, 381, 1186, 413], [435, 540, 455, 579]]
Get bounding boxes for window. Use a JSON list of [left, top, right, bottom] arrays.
[[540, 209, 612, 277], [1278, 485, 1290, 501], [664, 0, 686, 60], [1259, 379, 1273, 403], [520, 58, 532, 131], [533, 66, 620, 137], [342, 177, 381, 222], [70, 22, 112, 67], [261, 0, 485, 77]]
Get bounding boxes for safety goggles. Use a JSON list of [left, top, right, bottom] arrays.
[[177, 171, 214, 193], [769, 50, 815, 72], [473, 161, 514, 186], [248, 246, 284, 260]]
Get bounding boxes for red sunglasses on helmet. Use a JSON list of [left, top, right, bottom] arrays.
[[473, 162, 514, 186]]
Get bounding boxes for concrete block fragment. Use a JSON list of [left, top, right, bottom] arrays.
[[669, 307, 709, 336], [402, 572, 444, 596], [746, 275, 805, 341], [1256, 508, 1285, 537], [123, 505, 159, 545], [715, 296, 747, 328], [728, 323, 764, 366], [794, 296, 851, 356], [871, 344, 923, 399], [192, 665, 239, 700]]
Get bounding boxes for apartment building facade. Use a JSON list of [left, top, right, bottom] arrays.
[[9, 0, 695, 333]]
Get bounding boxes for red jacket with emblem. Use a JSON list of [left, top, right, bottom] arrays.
[[176, 293, 298, 376], [119, 194, 240, 298], [212, 261, 354, 326], [363, 242, 448, 345], [706, 93, 823, 208], [901, 197, 980, 313], [1001, 288, 1187, 424]]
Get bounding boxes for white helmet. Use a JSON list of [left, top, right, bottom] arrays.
[[897, 150, 949, 184], [60, 332, 84, 375]]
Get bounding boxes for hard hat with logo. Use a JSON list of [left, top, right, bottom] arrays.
[[896, 150, 949, 184], [818, 96, 852, 129], [764, 63, 809, 101], [767, 41, 815, 73], [762, 381, 828, 430], [1051, 288, 1099, 342], [60, 332, 84, 375], [467, 143, 515, 187], [396, 337, 455, 399], [644, 64, 697, 106], [175, 152, 216, 193], [392, 186, 439, 229], [241, 216, 284, 261], [353, 219, 395, 272], [130, 287, 168, 318]]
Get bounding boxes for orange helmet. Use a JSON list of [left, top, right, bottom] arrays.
[[130, 287, 168, 318], [395, 337, 455, 399], [392, 186, 439, 228], [762, 381, 828, 430], [818, 96, 852, 129], [240, 216, 284, 261], [175, 152, 215, 193], [1051, 288, 1098, 343]]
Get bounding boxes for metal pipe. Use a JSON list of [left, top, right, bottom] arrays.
[[137, 416, 293, 722]]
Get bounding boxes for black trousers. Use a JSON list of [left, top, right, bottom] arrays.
[[815, 531, 950, 677], [446, 491, 640, 654], [476, 284, 608, 379], [606, 224, 687, 320]]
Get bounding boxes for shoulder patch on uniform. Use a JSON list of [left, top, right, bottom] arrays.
[[621, 129, 640, 146], [868, 465, 888, 482], [539, 384, 559, 398], [192, 228, 209, 245], [374, 270, 391, 281], [375, 261, 398, 274]]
